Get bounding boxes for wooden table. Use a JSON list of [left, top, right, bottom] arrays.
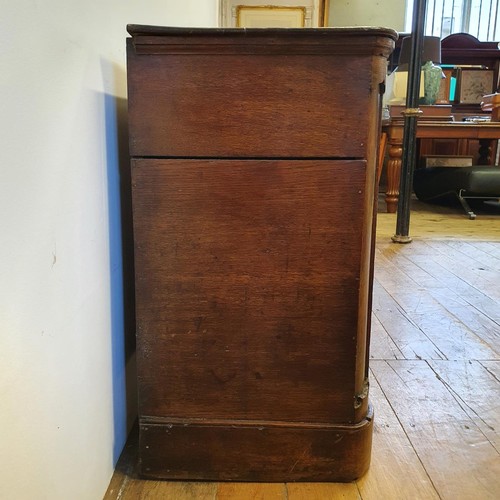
[[383, 119, 500, 213]]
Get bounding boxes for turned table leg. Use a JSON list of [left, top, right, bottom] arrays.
[[478, 138, 492, 165], [385, 137, 403, 213]]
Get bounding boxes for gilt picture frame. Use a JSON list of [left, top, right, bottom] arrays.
[[236, 6, 306, 27], [220, 1, 327, 28]]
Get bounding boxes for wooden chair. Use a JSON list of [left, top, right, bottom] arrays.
[[481, 93, 500, 121], [377, 131, 388, 186]]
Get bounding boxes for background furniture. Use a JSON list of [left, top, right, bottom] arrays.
[[482, 92, 500, 121], [127, 24, 395, 481], [384, 118, 500, 212], [441, 33, 500, 110], [383, 32, 500, 216], [413, 165, 500, 219], [419, 35, 500, 172], [389, 32, 500, 90]]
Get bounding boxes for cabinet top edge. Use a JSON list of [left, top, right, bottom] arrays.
[[127, 24, 398, 41]]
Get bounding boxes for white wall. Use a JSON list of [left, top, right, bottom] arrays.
[[328, 0, 407, 31], [0, 1, 217, 499]]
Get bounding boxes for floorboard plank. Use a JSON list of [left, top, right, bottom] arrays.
[[216, 483, 285, 499], [116, 480, 218, 500], [422, 242, 500, 302], [390, 288, 498, 360], [376, 242, 447, 291], [375, 199, 500, 241], [378, 249, 500, 354], [444, 240, 500, 270], [372, 280, 446, 360], [425, 287, 500, 354], [406, 252, 500, 323], [473, 241, 500, 258], [371, 360, 500, 499], [428, 360, 500, 451], [286, 482, 360, 499], [356, 373, 439, 500], [369, 313, 405, 360], [481, 360, 500, 380]]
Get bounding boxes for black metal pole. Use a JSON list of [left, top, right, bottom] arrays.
[[392, 0, 428, 243]]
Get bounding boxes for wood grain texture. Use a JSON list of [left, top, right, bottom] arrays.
[[217, 483, 285, 500], [127, 48, 371, 158], [138, 412, 373, 481], [374, 248, 498, 361], [368, 313, 405, 360], [106, 203, 500, 498], [371, 359, 500, 500], [127, 25, 391, 483], [357, 373, 439, 500], [131, 157, 375, 481], [428, 360, 500, 450], [126, 26, 395, 159], [132, 159, 368, 425], [372, 278, 446, 360], [287, 482, 361, 499], [117, 480, 217, 500]]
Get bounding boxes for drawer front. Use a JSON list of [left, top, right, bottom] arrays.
[[132, 158, 369, 424], [127, 51, 373, 158]]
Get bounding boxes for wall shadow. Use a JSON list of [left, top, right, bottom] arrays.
[[102, 75, 137, 465]]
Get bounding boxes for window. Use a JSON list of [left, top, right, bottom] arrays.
[[405, 0, 500, 41]]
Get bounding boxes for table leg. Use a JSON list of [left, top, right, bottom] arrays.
[[385, 137, 403, 213], [478, 139, 492, 165]]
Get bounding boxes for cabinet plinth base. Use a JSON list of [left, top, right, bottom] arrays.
[[138, 404, 373, 482]]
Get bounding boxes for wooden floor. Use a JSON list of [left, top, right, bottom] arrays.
[[105, 198, 500, 500]]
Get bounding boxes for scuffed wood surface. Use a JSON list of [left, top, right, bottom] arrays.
[[106, 202, 500, 498]]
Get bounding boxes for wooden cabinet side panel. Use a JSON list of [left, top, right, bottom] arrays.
[[127, 51, 372, 158], [132, 159, 367, 424]]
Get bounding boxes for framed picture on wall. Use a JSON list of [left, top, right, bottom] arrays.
[[236, 6, 306, 27], [220, 1, 327, 28], [455, 68, 494, 104]]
